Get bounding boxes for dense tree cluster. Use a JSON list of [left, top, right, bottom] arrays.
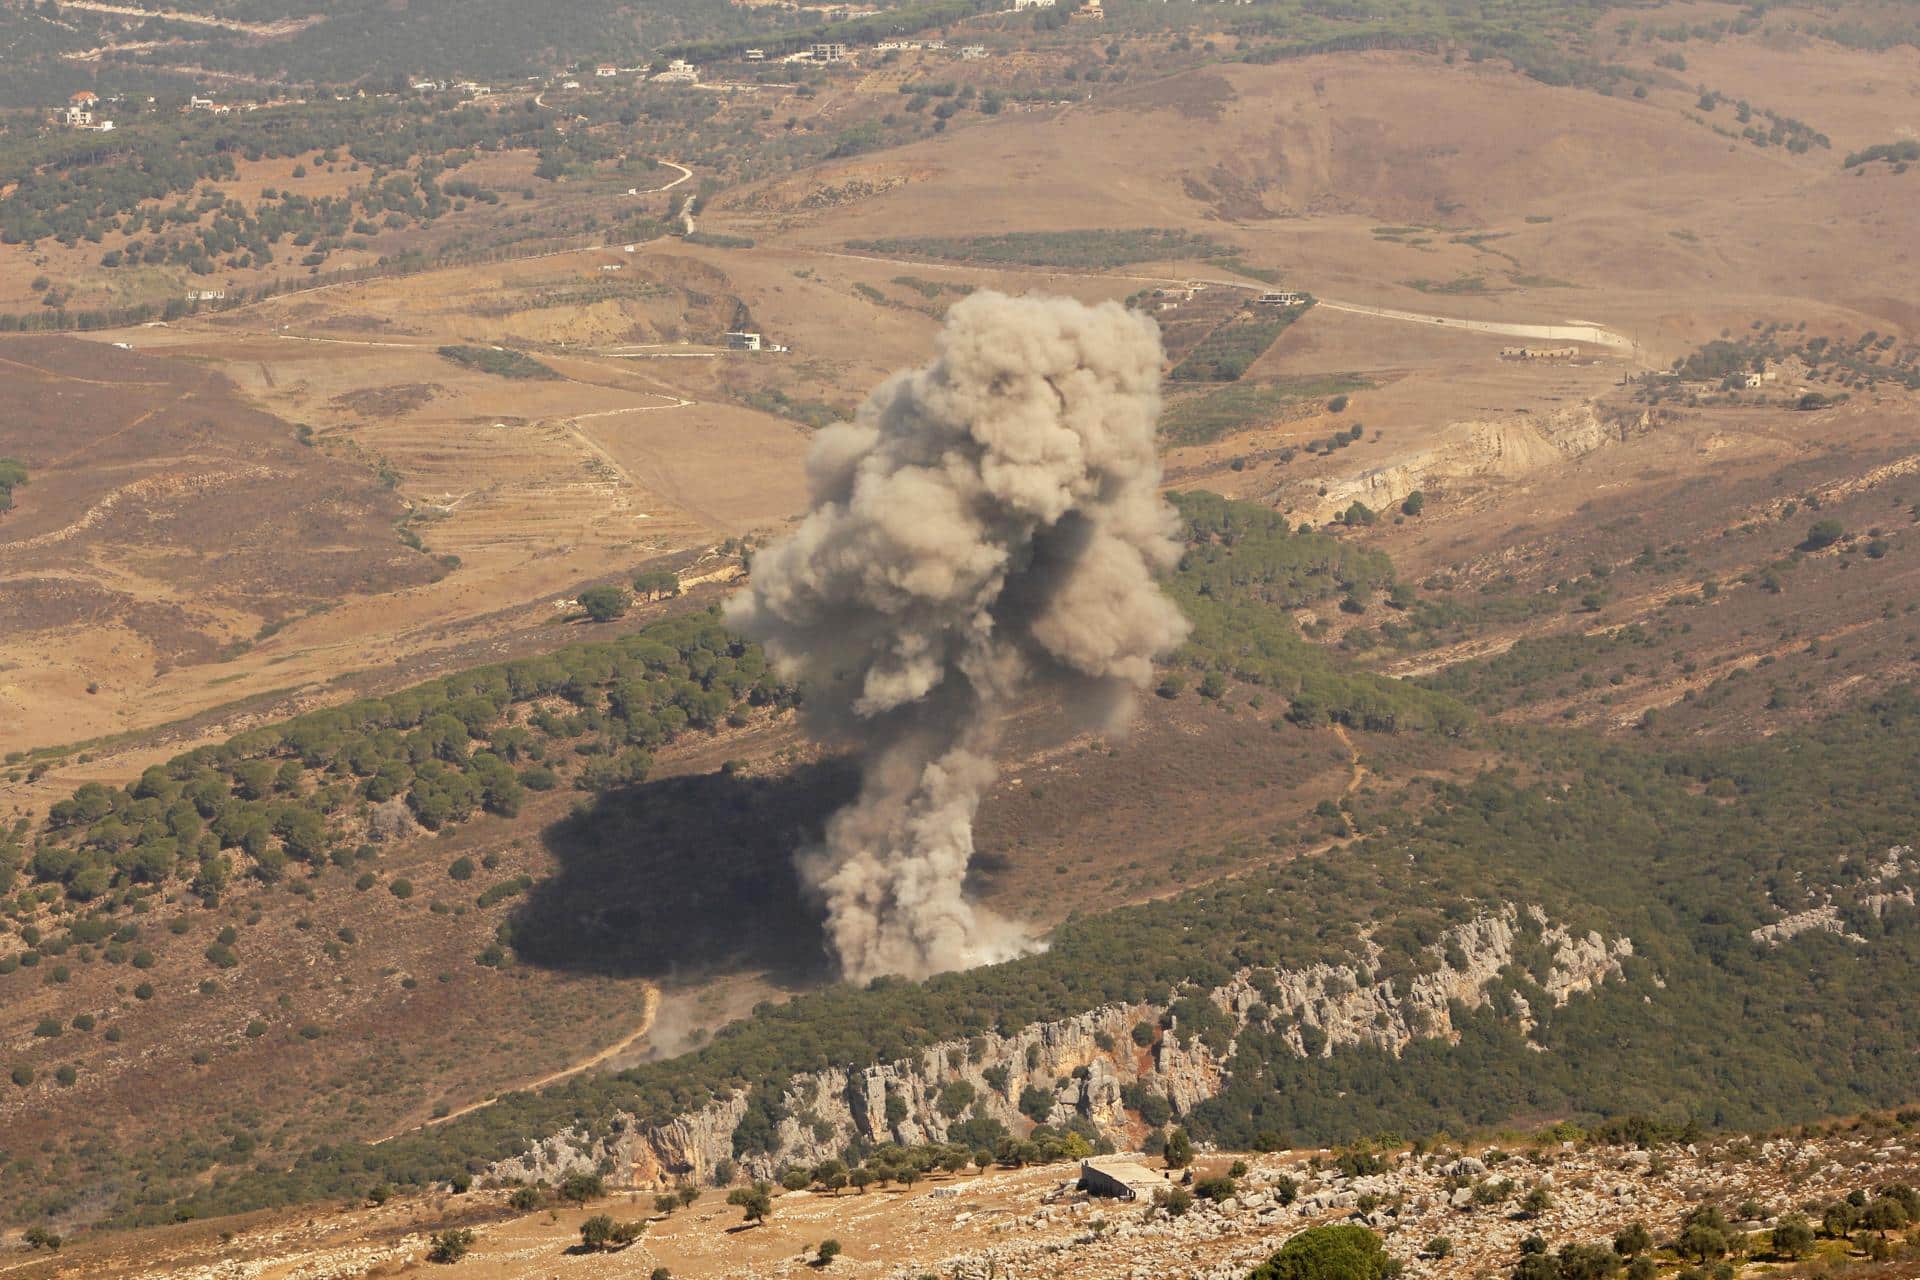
[[6, 612, 785, 906], [1165, 492, 1469, 733]]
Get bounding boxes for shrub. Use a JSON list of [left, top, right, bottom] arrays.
[[426, 1227, 475, 1263], [1154, 1185, 1194, 1217], [1248, 1224, 1396, 1280], [1803, 519, 1845, 550]]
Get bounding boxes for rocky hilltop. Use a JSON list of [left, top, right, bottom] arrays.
[[487, 904, 1632, 1189]]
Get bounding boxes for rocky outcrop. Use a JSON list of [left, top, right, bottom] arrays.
[[1751, 845, 1917, 946], [1299, 402, 1656, 523], [484, 904, 1631, 1191]]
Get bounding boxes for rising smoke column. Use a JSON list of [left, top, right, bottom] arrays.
[[725, 292, 1191, 983]]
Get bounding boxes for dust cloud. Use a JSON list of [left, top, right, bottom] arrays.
[[725, 292, 1190, 983]]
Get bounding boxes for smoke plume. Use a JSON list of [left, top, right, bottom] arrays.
[[725, 292, 1190, 983]]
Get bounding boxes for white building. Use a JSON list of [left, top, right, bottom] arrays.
[[811, 42, 849, 62], [594, 64, 619, 77], [744, 48, 767, 61], [653, 59, 699, 82], [960, 44, 987, 59], [725, 331, 763, 351]]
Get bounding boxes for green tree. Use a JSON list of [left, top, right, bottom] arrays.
[[578, 586, 631, 622], [557, 1171, 605, 1205], [1400, 491, 1425, 517], [1770, 1214, 1815, 1259], [1248, 1224, 1398, 1280], [633, 570, 681, 600], [1613, 1223, 1653, 1256], [727, 1182, 773, 1225], [1163, 1127, 1194, 1169], [579, 1214, 644, 1250], [1677, 1222, 1729, 1262], [815, 1239, 843, 1265], [1863, 1195, 1910, 1235]]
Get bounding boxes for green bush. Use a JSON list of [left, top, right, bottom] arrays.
[[1248, 1224, 1398, 1280], [436, 345, 559, 380]]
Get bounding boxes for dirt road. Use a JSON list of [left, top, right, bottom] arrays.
[[379, 985, 660, 1141], [807, 248, 1637, 353], [1310, 298, 1635, 352], [53, 0, 317, 35]]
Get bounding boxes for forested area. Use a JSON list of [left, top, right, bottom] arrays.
[[1165, 492, 1470, 733], [1, 613, 789, 908], [0, 98, 554, 255]]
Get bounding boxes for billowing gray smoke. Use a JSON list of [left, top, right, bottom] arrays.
[[725, 292, 1191, 983]]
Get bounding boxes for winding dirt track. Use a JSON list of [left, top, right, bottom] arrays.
[[377, 985, 660, 1142]]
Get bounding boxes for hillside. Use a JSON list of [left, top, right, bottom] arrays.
[[3, 0, 1920, 1273]]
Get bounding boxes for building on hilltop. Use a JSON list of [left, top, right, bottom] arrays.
[[811, 42, 849, 62], [653, 59, 699, 82]]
